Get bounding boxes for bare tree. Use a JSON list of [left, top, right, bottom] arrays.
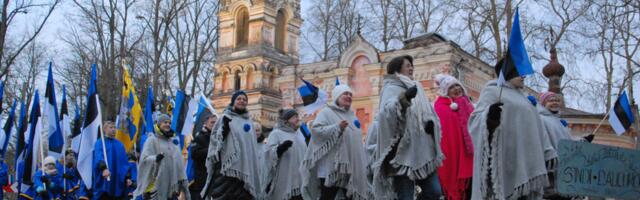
[[410, 0, 452, 34], [365, 0, 395, 51], [303, 0, 338, 61], [0, 0, 59, 81]]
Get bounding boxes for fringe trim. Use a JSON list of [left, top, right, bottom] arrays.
[[220, 168, 256, 199], [505, 173, 549, 200], [545, 157, 558, 172], [325, 162, 351, 188], [392, 155, 444, 180], [281, 187, 302, 200], [263, 147, 280, 194], [301, 131, 341, 169]]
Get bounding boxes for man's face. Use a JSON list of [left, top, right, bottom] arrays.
[[160, 120, 171, 132], [204, 115, 217, 130], [104, 123, 116, 138], [234, 95, 248, 110]]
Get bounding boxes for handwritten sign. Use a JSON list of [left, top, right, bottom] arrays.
[[556, 140, 640, 199]]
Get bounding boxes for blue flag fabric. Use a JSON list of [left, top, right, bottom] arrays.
[[139, 87, 155, 153], [297, 78, 328, 114], [171, 90, 191, 149], [1, 101, 17, 158], [45, 63, 64, 158], [497, 8, 534, 85], [92, 138, 129, 198], [77, 64, 103, 189]]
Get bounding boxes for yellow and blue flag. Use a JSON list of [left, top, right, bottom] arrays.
[[116, 67, 142, 152]]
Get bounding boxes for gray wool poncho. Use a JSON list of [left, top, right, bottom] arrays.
[[538, 106, 572, 150], [134, 135, 191, 200], [300, 103, 372, 200], [469, 80, 557, 200], [369, 74, 443, 200], [202, 108, 262, 199], [262, 120, 306, 200]]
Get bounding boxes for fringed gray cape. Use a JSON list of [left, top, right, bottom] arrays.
[[262, 121, 306, 200], [202, 108, 262, 199], [469, 81, 557, 200], [538, 106, 572, 150], [134, 135, 190, 199], [369, 74, 444, 199], [300, 104, 372, 200]]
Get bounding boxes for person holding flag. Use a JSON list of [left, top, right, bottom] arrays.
[[468, 8, 557, 200], [202, 90, 261, 199], [92, 121, 130, 199], [33, 156, 64, 199], [134, 114, 190, 199], [60, 149, 81, 199], [300, 84, 371, 200], [189, 113, 217, 199], [262, 108, 306, 200], [369, 55, 443, 200]]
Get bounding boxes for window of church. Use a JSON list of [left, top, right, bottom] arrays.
[[234, 71, 241, 91], [236, 6, 249, 48], [275, 9, 287, 53]]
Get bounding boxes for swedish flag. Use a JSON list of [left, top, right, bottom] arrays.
[[116, 67, 143, 152]]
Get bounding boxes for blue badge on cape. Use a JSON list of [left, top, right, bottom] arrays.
[[354, 119, 361, 129], [244, 124, 251, 132], [527, 95, 537, 106], [560, 119, 568, 127]]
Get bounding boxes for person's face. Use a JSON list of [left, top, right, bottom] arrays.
[[287, 114, 300, 127], [204, 115, 217, 130], [508, 76, 525, 88], [448, 84, 464, 98], [337, 92, 353, 109], [234, 95, 248, 110], [399, 59, 414, 77], [544, 96, 562, 112], [254, 124, 262, 138], [65, 154, 76, 165], [104, 123, 116, 138], [160, 120, 171, 132], [46, 163, 56, 170]]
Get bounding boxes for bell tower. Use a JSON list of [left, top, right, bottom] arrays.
[[212, 0, 301, 127]]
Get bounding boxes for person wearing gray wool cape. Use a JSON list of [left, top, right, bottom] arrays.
[[134, 114, 191, 199], [469, 59, 557, 200], [202, 90, 262, 199], [300, 84, 372, 200], [262, 108, 306, 200], [369, 55, 443, 200]]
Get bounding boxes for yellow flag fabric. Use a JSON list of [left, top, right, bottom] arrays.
[[116, 68, 143, 152]]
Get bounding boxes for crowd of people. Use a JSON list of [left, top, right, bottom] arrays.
[[5, 55, 594, 200]]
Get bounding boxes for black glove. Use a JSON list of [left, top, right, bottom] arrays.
[[63, 173, 74, 180], [40, 176, 50, 184], [222, 116, 232, 140], [486, 102, 503, 134], [156, 154, 164, 163], [276, 140, 293, 158], [584, 134, 595, 143], [405, 86, 418, 100], [424, 121, 434, 135]]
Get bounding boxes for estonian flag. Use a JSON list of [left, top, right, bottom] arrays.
[[70, 102, 82, 153], [139, 87, 155, 153], [44, 63, 64, 159], [171, 90, 197, 150], [0, 101, 16, 158], [192, 94, 216, 136], [60, 85, 71, 151], [77, 64, 103, 189], [497, 8, 534, 85], [335, 76, 340, 85], [608, 91, 635, 135], [18, 90, 43, 191], [298, 78, 328, 114]]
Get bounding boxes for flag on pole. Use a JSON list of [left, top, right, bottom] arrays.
[[12, 102, 27, 193], [139, 87, 155, 153], [497, 8, 534, 86], [171, 90, 196, 150], [60, 85, 71, 150], [192, 94, 216, 135], [1, 101, 16, 158], [70, 102, 82, 153], [18, 90, 42, 191], [298, 78, 328, 114], [77, 64, 103, 189], [116, 68, 142, 151], [608, 91, 635, 135], [44, 63, 64, 159], [335, 76, 340, 85]]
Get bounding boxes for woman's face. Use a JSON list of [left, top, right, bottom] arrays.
[[448, 84, 464, 98], [544, 96, 562, 112], [234, 95, 248, 110], [287, 114, 300, 127], [399, 59, 414, 78], [337, 92, 353, 109]]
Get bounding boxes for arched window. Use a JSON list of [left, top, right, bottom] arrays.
[[236, 6, 249, 47], [234, 71, 241, 91], [220, 71, 228, 93], [274, 9, 287, 52]]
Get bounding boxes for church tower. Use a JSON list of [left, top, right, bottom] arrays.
[[212, 0, 301, 127]]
